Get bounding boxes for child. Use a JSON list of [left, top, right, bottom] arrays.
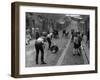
[[73, 32, 82, 56]]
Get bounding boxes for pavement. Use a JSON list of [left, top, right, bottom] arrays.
[[25, 31, 69, 67], [25, 20, 89, 67]]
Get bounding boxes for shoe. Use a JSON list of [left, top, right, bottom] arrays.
[[36, 62, 38, 64], [41, 62, 46, 64], [73, 54, 75, 56], [77, 53, 80, 56]]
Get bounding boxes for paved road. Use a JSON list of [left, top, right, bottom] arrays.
[[61, 42, 84, 65], [25, 31, 69, 67], [57, 20, 84, 65], [25, 20, 89, 67]]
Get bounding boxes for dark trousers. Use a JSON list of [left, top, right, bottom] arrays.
[[48, 41, 51, 49], [35, 43, 44, 64], [47, 37, 51, 49]]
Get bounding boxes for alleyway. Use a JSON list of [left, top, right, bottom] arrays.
[[25, 20, 89, 67]]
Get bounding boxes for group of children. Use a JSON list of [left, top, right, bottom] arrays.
[[71, 29, 82, 56], [34, 30, 59, 64], [26, 28, 87, 64]]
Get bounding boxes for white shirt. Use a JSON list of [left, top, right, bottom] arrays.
[[36, 36, 45, 44], [47, 33, 53, 38]]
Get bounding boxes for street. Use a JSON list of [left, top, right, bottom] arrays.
[[25, 20, 88, 67]]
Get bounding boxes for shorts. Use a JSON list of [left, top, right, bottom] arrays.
[[74, 43, 81, 49]]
